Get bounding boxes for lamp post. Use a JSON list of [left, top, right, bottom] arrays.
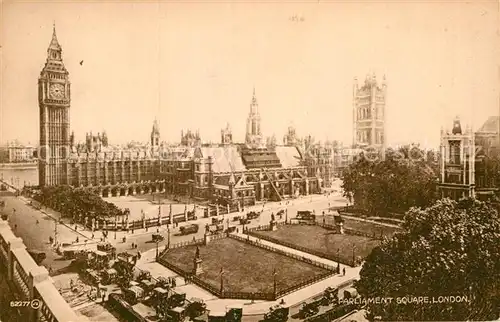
[[167, 225, 171, 249], [352, 245, 356, 266], [337, 248, 340, 273], [220, 267, 225, 294], [155, 239, 159, 259], [273, 268, 277, 298], [54, 220, 58, 246]]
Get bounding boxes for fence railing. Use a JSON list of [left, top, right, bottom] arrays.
[[207, 232, 227, 242], [157, 256, 275, 301], [229, 234, 337, 271], [167, 238, 204, 250], [158, 234, 337, 301], [316, 222, 386, 241], [247, 228, 356, 267]]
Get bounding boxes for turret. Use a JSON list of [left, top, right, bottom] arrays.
[[102, 131, 108, 147], [151, 119, 160, 147], [452, 116, 462, 135]]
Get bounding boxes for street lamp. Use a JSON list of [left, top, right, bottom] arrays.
[[337, 248, 340, 273], [352, 245, 356, 266], [167, 225, 171, 249]]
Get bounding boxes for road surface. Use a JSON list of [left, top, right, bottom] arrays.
[[0, 190, 348, 273]]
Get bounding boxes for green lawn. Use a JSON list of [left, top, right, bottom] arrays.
[[342, 218, 401, 237], [253, 225, 381, 263], [161, 238, 330, 294]]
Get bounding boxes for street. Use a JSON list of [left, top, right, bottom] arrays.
[[0, 193, 85, 271], [0, 190, 348, 273], [106, 193, 348, 255]]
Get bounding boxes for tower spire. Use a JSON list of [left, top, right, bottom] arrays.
[[49, 22, 61, 51]]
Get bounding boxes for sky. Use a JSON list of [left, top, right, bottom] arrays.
[[1, 0, 499, 149]]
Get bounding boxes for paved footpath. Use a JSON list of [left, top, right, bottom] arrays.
[[134, 232, 361, 316]]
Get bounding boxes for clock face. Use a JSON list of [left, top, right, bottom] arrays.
[[49, 83, 65, 99]]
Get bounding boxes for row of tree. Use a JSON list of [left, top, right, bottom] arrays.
[[33, 185, 123, 220], [341, 147, 439, 216]]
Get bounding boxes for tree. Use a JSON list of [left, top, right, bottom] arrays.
[[34, 185, 122, 222], [355, 198, 500, 321], [341, 148, 438, 216]]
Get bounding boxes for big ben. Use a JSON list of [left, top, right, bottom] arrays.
[[38, 24, 71, 187]]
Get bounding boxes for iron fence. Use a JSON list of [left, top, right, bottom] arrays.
[[229, 234, 337, 271], [247, 230, 355, 267]]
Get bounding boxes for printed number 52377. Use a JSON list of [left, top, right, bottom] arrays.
[[10, 301, 31, 307]]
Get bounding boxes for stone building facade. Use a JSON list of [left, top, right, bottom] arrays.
[[438, 116, 500, 201], [37, 26, 329, 205]]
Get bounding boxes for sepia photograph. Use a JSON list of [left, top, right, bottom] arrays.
[[0, 0, 499, 321]]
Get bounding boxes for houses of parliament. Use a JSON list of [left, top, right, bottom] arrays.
[[39, 26, 355, 206]]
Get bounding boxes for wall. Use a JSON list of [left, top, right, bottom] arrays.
[[0, 220, 78, 322]]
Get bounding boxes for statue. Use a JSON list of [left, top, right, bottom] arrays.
[[195, 246, 200, 259], [271, 213, 275, 222]]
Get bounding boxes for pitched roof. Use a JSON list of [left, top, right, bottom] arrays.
[[199, 146, 246, 173], [275, 146, 302, 168], [477, 116, 499, 133]]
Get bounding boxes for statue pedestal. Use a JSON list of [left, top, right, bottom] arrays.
[[193, 258, 203, 275], [270, 220, 278, 231]]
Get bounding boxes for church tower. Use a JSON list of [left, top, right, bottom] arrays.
[[245, 87, 263, 149], [38, 24, 71, 187], [352, 73, 387, 155], [221, 123, 233, 145], [151, 119, 160, 148]]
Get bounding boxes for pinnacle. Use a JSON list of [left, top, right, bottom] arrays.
[[49, 23, 61, 51]]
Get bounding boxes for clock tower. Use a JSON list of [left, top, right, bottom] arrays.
[[38, 24, 71, 187]]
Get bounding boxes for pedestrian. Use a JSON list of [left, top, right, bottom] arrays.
[[342, 267, 346, 276], [91, 233, 94, 239], [75, 225, 77, 231], [132, 229, 134, 234]]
